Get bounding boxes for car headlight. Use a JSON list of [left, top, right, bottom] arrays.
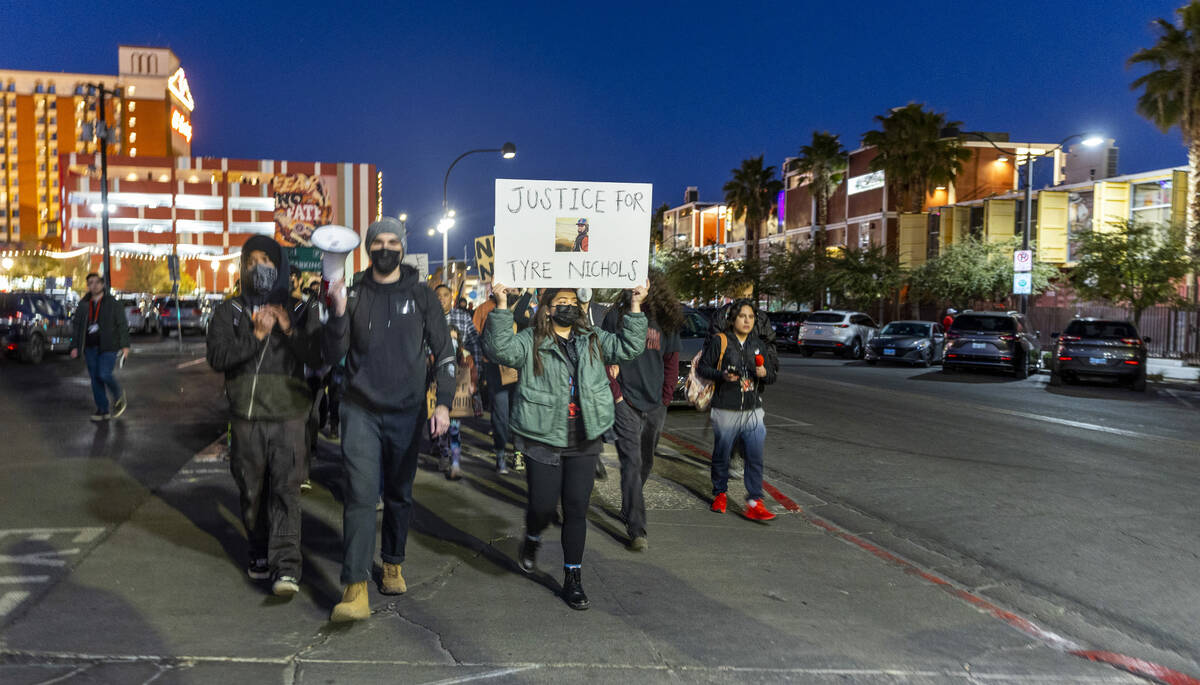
[[915, 340, 929, 349]]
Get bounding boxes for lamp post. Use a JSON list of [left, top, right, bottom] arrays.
[[942, 128, 1103, 313], [440, 142, 516, 267], [81, 83, 123, 291]]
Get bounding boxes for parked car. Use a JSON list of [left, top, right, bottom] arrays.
[[798, 310, 878, 359], [768, 311, 808, 351], [1049, 318, 1149, 391], [155, 296, 212, 336], [118, 295, 158, 334], [865, 320, 945, 367], [672, 307, 711, 404], [0, 292, 74, 363], [943, 311, 1041, 378]]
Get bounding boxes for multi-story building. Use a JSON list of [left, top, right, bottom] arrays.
[[60, 154, 380, 291], [0, 45, 196, 247]]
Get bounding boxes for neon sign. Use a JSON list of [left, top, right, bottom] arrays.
[[167, 67, 195, 111], [171, 108, 193, 143]]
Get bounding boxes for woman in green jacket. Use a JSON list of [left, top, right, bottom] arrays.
[[483, 283, 647, 610]]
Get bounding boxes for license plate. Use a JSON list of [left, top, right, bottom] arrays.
[[971, 342, 985, 350], [814, 328, 823, 334], [883, 348, 896, 356], [1089, 357, 1107, 365]]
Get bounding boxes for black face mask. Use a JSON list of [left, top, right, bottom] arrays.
[[249, 264, 277, 295], [551, 304, 582, 327], [370, 248, 401, 274]]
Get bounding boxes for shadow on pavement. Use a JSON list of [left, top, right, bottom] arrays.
[[907, 369, 1021, 384]]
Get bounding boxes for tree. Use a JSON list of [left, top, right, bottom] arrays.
[[764, 244, 824, 309], [861, 104, 971, 214], [660, 248, 722, 304], [792, 131, 848, 251], [1129, 1, 1200, 229], [908, 237, 1057, 308], [650, 202, 670, 253], [723, 155, 783, 270], [1069, 219, 1192, 324], [122, 258, 172, 293], [826, 245, 903, 312]]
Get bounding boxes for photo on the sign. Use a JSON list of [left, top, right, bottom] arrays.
[[555, 217, 590, 252]]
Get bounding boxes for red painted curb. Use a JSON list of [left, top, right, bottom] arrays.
[[661, 429, 1200, 685]]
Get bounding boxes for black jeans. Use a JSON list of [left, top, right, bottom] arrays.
[[484, 363, 516, 454], [525, 448, 598, 566], [229, 416, 307, 579], [339, 399, 424, 584], [613, 401, 667, 538]]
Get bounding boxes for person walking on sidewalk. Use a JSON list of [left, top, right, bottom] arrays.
[[435, 284, 478, 479], [484, 283, 647, 610], [473, 287, 533, 474], [324, 217, 455, 623], [206, 236, 324, 597], [696, 299, 779, 522], [602, 271, 683, 550], [69, 273, 130, 421]]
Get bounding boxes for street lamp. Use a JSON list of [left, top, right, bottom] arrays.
[[80, 82, 123, 291], [1, 257, 12, 271], [441, 143, 516, 267], [942, 128, 1103, 314]]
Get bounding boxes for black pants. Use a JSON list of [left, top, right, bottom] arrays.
[[339, 400, 424, 584], [613, 401, 667, 538], [229, 416, 307, 579], [525, 449, 598, 566]]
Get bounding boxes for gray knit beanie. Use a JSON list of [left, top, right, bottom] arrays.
[[365, 217, 407, 252]]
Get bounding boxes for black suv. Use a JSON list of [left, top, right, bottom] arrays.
[[0, 292, 74, 363], [1050, 319, 1149, 391], [767, 311, 807, 351], [943, 311, 1041, 378]]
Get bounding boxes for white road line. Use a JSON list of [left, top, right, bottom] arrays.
[[0, 549, 79, 567], [1166, 389, 1197, 410], [416, 666, 541, 685], [0, 528, 104, 543], [0, 576, 50, 584], [175, 357, 207, 369], [0, 590, 30, 617]]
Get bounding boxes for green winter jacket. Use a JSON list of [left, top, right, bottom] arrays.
[[483, 308, 647, 447]]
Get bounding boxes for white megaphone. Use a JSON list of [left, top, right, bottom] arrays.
[[310, 224, 360, 286]]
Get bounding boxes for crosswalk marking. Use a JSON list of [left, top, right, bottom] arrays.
[[0, 590, 30, 618]]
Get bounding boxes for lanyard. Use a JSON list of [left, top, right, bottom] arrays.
[[89, 298, 101, 324]]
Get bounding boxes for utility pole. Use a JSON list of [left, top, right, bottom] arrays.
[[83, 83, 121, 292]]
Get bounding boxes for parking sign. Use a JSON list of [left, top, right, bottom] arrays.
[[1013, 272, 1032, 295], [1013, 249, 1032, 272]]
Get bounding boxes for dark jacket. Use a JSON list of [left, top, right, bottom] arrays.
[[206, 294, 323, 421], [696, 331, 778, 411], [324, 266, 455, 413], [70, 293, 130, 354], [483, 308, 646, 447]]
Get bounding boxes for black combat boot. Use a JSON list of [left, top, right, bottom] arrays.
[[562, 566, 589, 610], [518, 536, 540, 573]]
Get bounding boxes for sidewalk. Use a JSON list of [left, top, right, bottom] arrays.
[[0, 416, 1141, 684]]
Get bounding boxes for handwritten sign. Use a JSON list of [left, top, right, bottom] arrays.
[[474, 235, 495, 283], [494, 179, 652, 288]]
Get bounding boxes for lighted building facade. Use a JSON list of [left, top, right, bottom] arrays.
[[60, 154, 381, 291], [0, 45, 196, 247]]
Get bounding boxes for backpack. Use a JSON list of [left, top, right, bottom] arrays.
[[686, 333, 727, 411]]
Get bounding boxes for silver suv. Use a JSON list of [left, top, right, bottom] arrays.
[[798, 310, 878, 359]]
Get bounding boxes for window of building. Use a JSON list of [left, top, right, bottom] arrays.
[[1131, 180, 1171, 225], [129, 132, 136, 143], [128, 116, 136, 127], [128, 101, 136, 112], [47, 84, 55, 94], [35, 83, 43, 94]]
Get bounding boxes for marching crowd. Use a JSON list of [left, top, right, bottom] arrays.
[[138, 217, 783, 619]]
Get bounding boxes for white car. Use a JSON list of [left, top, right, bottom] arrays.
[[119, 295, 155, 334], [798, 310, 879, 359]]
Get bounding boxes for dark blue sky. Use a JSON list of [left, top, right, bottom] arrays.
[[2, 0, 1188, 261]]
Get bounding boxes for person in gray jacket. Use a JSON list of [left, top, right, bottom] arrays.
[[69, 272, 130, 421], [206, 235, 323, 597]]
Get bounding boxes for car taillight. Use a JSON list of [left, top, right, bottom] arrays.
[[1120, 338, 1142, 345], [5, 343, 14, 351], [998, 334, 1018, 341], [1123, 360, 1140, 365], [131, 307, 141, 314], [160, 309, 170, 317], [1058, 356, 1072, 361], [193, 308, 203, 316], [1060, 335, 1081, 342], [835, 324, 850, 328]]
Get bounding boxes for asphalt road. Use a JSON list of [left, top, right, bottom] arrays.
[[0, 335, 1196, 683], [664, 352, 1200, 678]]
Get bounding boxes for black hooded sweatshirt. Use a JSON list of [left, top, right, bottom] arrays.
[[325, 264, 455, 413], [206, 236, 323, 420]]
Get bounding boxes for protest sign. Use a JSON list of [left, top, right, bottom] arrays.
[[494, 179, 652, 288], [474, 235, 495, 283]]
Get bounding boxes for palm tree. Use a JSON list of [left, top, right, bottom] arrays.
[[792, 131, 848, 251], [861, 104, 970, 214], [1129, 1, 1200, 230], [723, 155, 783, 266]]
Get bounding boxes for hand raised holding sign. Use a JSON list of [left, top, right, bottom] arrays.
[[629, 280, 648, 313], [492, 282, 510, 310]]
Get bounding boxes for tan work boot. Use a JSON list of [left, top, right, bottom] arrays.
[[330, 581, 370, 622], [380, 562, 406, 595]]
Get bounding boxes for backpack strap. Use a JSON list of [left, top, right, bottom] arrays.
[[718, 332, 728, 367]]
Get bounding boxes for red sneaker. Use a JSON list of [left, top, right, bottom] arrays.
[[710, 492, 727, 513], [744, 499, 776, 522]]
